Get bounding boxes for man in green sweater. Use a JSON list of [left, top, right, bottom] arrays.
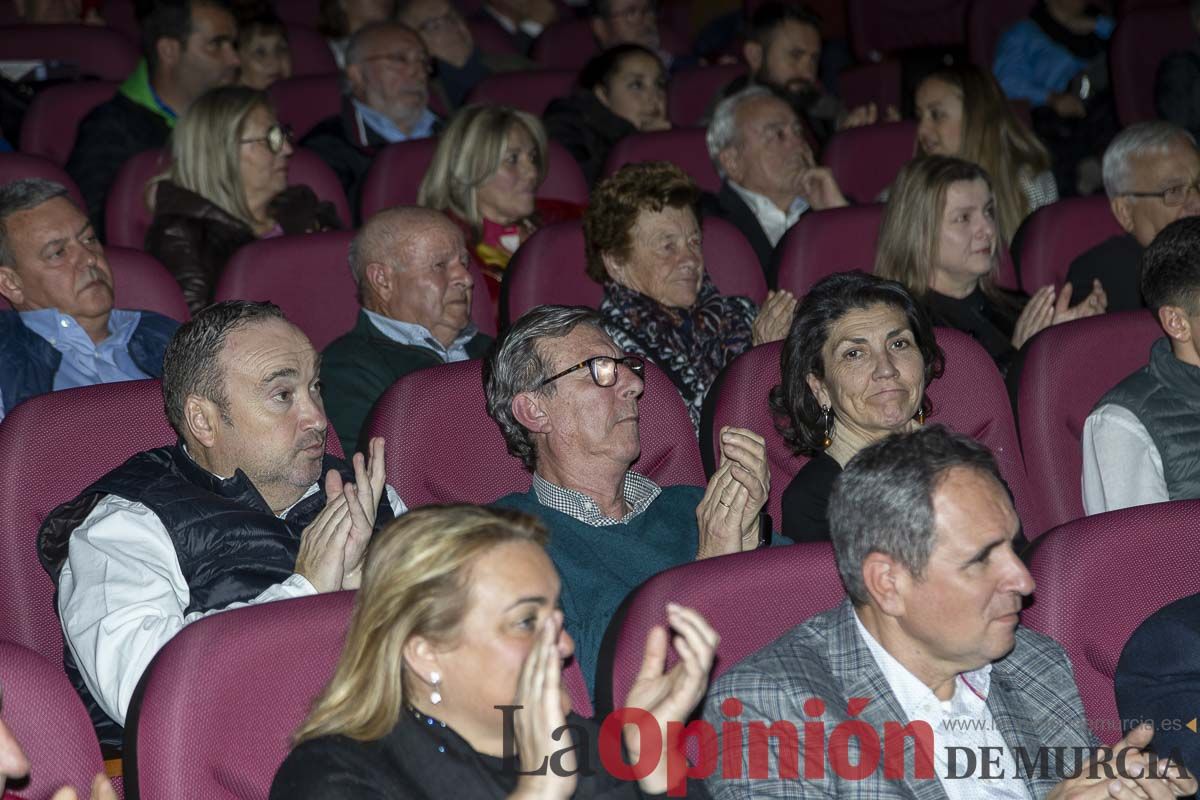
[[322, 206, 492, 456], [485, 304, 770, 694]]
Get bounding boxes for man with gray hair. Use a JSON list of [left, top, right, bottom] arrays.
[[486, 304, 770, 693], [0, 178, 179, 422], [702, 85, 847, 277], [302, 21, 440, 223], [1066, 120, 1200, 311], [321, 206, 492, 455], [703, 425, 1196, 799]]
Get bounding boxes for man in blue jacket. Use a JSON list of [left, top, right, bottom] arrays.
[[0, 178, 179, 421]]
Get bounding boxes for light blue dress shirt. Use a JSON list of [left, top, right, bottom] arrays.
[[351, 99, 437, 144], [362, 309, 478, 363]]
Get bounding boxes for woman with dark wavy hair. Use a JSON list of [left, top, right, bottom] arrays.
[[770, 271, 944, 542]]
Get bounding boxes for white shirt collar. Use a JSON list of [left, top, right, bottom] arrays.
[[728, 181, 809, 247]]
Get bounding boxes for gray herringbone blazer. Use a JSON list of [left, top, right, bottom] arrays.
[[702, 600, 1097, 799]]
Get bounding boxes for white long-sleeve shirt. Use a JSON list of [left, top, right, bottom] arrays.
[[1080, 403, 1168, 515], [57, 483, 406, 725]]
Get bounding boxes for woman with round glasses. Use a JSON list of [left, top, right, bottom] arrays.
[[585, 161, 797, 429], [145, 86, 341, 312]]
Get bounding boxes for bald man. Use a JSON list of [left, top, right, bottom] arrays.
[[321, 207, 493, 455]]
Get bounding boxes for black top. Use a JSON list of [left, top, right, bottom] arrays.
[[271, 708, 674, 799], [543, 91, 637, 187], [924, 287, 1026, 376], [698, 182, 775, 280], [1066, 233, 1145, 312], [780, 452, 842, 544]]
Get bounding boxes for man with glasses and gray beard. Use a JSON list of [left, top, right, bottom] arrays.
[[484, 304, 770, 695]]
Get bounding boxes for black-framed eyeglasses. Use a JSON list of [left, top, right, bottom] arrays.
[[539, 355, 646, 388], [1121, 178, 1200, 208], [239, 123, 294, 155]]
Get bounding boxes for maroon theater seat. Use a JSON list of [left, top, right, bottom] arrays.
[[967, 0, 1035, 68], [837, 59, 903, 117], [530, 17, 601, 69], [1024, 500, 1200, 743], [502, 217, 769, 327], [359, 137, 588, 221], [1111, 7, 1194, 126], [18, 81, 116, 165], [0, 641, 106, 800], [106, 246, 191, 322], [468, 14, 522, 56], [1016, 310, 1162, 531], [283, 23, 338, 77], [104, 148, 168, 249], [464, 69, 578, 116], [702, 327, 1044, 538], [821, 120, 915, 204], [289, 146, 352, 228], [0, 24, 137, 80], [601, 127, 721, 194], [846, 0, 968, 61], [273, 0, 320, 26], [1017, 196, 1124, 292], [669, 63, 747, 128], [268, 74, 343, 140], [595, 542, 846, 718], [0, 152, 85, 208]]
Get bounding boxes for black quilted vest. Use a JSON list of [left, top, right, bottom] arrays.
[[38, 443, 395, 750]]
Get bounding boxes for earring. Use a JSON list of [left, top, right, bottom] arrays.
[[917, 407, 926, 425], [429, 671, 442, 705], [821, 405, 833, 448]]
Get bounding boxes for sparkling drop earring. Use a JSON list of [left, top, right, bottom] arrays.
[[821, 405, 833, 448], [429, 671, 442, 705]]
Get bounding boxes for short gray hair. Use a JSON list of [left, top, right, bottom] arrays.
[[828, 425, 1008, 606], [706, 85, 777, 178], [1102, 121, 1197, 197], [345, 20, 417, 67], [0, 178, 71, 267], [348, 206, 456, 301], [483, 305, 607, 471]]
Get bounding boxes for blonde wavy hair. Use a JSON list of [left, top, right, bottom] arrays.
[[417, 104, 548, 238], [874, 155, 1012, 307], [151, 86, 269, 227], [291, 505, 549, 745], [917, 64, 1052, 241]]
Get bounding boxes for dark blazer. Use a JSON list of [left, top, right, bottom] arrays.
[[1066, 233, 1144, 311], [1116, 592, 1200, 774], [702, 600, 1098, 798], [699, 182, 775, 280], [321, 311, 493, 456]]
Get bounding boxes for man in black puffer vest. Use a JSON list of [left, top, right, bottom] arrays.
[[38, 301, 407, 751]]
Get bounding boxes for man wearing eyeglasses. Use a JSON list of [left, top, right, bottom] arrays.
[[485, 305, 770, 694], [397, 0, 533, 110], [1083, 215, 1200, 514], [1067, 121, 1200, 312], [302, 20, 440, 224]]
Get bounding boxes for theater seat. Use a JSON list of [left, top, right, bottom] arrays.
[[1111, 7, 1193, 126], [18, 80, 116, 165], [846, 0, 969, 61], [669, 63, 746, 127], [601, 128, 721, 194], [1017, 196, 1124, 292], [0, 24, 137, 80], [106, 246, 191, 322], [0, 152, 85, 208], [283, 24, 337, 77], [967, 0, 1035, 68], [464, 69, 578, 116], [821, 120, 915, 204], [104, 148, 168, 249], [268, 74, 343, 140]]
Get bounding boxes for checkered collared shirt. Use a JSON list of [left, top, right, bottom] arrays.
[[531, 471, 662, 526]]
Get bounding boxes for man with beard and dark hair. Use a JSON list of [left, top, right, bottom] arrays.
[[723, 2, 890, 147]]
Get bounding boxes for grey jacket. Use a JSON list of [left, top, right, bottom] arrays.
[[702, 600, 1096, 798]]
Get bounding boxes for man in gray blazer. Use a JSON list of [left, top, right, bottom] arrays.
[[703, 426, 1195, 799]]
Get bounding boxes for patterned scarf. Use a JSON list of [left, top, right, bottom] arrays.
[[599, 274, 756, 427]]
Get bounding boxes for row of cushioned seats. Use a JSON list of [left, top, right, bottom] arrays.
[[1, 364, 1196, 798]]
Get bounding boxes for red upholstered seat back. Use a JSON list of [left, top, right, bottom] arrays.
[[821, 120, 915, 204], [268, 74, 343, 140], [0, 152, 84, 207], [464, 69, 578, 116], [1017, 196, 1124, 292], [0, 24, 137, 80], [19, 81, 117, 165], [601, 128, 721, 194], [1111, 7, 1194, 126], [106, 246, 191, 322]]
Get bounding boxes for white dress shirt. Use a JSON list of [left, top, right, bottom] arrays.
[[58, 481, 406, 725], [728, 181, 810, 247], [1081, 403, 1168, 515], [854, 611, 1033, 800]]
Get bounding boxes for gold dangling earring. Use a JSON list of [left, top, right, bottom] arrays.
[[917, 407, 926, 425], [821, 405, 833, 448]]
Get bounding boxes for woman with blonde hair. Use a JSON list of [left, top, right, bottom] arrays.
[[271, 504, 718, 799], [874, 155, 1104, 375], [914, 63, 1058, 240], [418, 104, 582, 304], [145, 86, 340, 312]]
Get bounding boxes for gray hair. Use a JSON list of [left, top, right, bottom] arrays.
[[0, 178, 71, 267], [483, 305, 607, 471], [345, 20, 417, 67], [1102, 121, 1197, 197], [348, 206, 456, 302], [706, 85, 777, 178], [828, 425, 1008, 606]]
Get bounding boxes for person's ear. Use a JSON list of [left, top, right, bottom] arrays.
[[402, 635, 441, 689], [594, 82, 612, 111], [805, 373, 830, 409], [0, 266, 23, 307], [600, 251, 626, 284], [1111, 196, 1135, 235], [512, 391, 551, 435], [183, 394, 222, 449], [743, 40, 764, 73], [345, 62, 367, 98], [156, 36, 182, 72], [718, 145, 741, 184], [1159, 304, 1192, 343], [861, 552, 909, 617], [365, 262, 394, 304]]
